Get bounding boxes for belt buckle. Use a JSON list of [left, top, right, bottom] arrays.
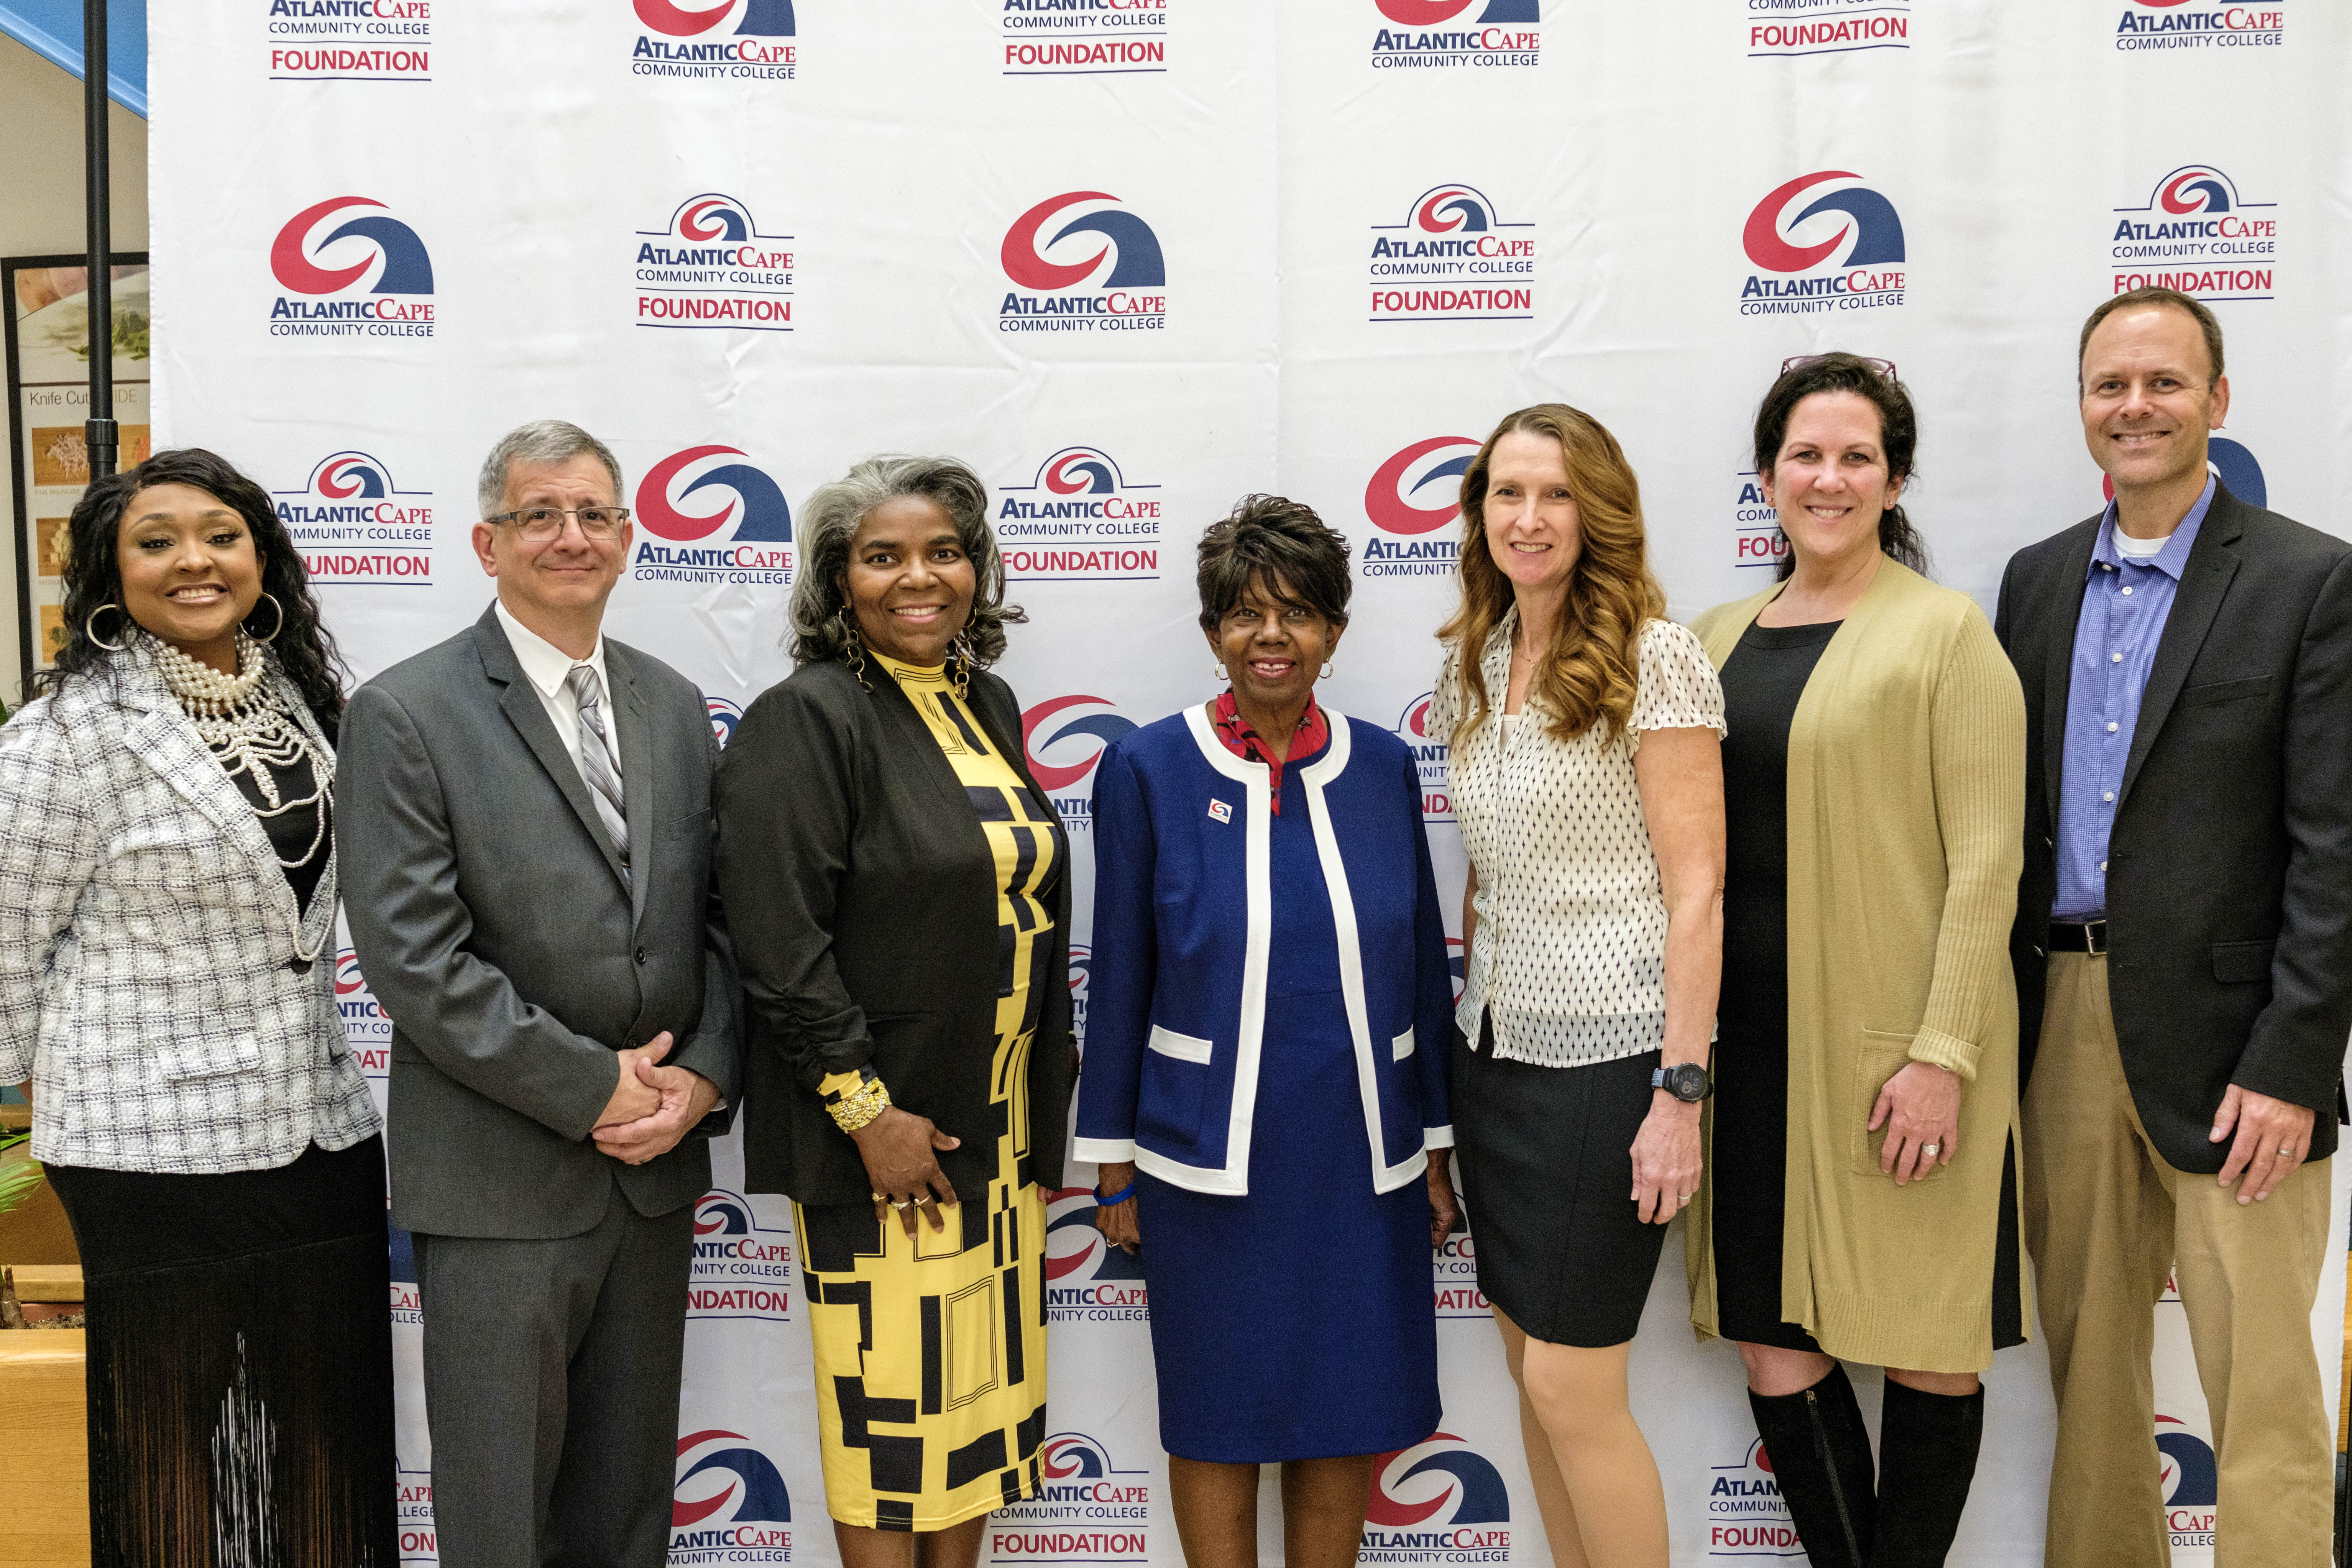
[[2084, 920, 2109, 956]]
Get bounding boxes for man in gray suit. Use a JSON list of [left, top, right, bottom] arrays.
[[339, 419, 741, 1568]]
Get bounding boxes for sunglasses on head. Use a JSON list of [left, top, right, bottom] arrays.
[[1780, 354, 1898, 381]]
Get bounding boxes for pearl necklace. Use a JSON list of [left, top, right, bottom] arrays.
[[154, 632, 333, 961]]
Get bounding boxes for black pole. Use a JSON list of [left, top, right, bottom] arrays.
[[83, 0, 117, 482]]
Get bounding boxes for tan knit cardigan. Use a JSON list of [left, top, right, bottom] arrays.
[[1688, 559, 2029, 1374]]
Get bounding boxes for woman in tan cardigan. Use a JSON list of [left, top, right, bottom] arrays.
[[1689, 355, 2027, 1568]]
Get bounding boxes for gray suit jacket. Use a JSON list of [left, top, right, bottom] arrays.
[[338, 604, 742, 1237]]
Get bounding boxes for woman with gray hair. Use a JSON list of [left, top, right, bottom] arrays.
[[714, 456, 1074, 1568]]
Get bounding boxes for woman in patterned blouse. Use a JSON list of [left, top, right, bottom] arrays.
[[1434, 405, 1726, 1568]]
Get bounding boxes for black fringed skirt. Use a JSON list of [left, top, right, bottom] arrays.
[[46, 1136, 397, 1567]]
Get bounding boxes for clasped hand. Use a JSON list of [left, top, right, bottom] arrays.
[[590, 1032, 721, 1166]]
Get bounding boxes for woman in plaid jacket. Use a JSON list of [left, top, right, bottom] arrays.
[[0, 449, 392, 1566]]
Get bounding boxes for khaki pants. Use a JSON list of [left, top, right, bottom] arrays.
[[2022, 952, 2334, 1567]]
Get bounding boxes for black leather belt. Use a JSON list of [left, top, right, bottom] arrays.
[[2047, 920, 2109, 955]]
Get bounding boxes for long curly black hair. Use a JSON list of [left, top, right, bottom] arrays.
[[40, 448, 349, 732]]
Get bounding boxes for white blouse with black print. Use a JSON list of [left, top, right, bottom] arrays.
[[1434, 611, 1727, 1070]]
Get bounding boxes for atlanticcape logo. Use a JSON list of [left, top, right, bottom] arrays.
[[1363, 1433, 1509, 1561], [1367, 185, 1535, 322], [999, 192, 1167, 334], [268, 196, 435, 338], [1394, 693, 1452, 821], [2117, 0, 2283, 52], [1022, 695, 1137, 831], [672, 1428, 792, 1559], [2156, 1415, 2217, 1548], [636, 193, 796, 330], [990, 1433, 1151, 1564], [1739, 171, 1906, 317], [707, 697, 744, 748], [998, 447, 1163, 581], [1370, 0, 1540, 69], [2109, 165, 2276, 302], [1701, 1436, 1796, 1560], [274, 451, 434, 586], [688, 1189, 794, 1322], [1362, 437, 1476, 577], [632, 445, 794, 584], [632, 0, 797, 80]]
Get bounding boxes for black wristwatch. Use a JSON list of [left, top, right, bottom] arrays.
[[1652, 1063, 1713, 1103]]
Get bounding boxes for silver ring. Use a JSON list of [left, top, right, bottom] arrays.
[[2279, 1146, 2296, 1158], [1921, 1143, 1940, 1157]]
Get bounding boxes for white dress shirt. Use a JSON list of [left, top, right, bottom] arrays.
[[495, 599, 615, 785]]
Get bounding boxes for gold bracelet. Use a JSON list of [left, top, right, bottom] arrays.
[[828, 1076, 892, 1134]]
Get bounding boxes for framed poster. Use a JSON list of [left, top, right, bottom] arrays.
[[5, 254, 152, 680]]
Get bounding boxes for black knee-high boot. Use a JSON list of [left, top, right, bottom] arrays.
[[1746, 1364, 1876, 1568], [1870, 1379, 1984, 1567]]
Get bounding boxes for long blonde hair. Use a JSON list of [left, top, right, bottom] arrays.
[[1436, 404, 1666, 746]]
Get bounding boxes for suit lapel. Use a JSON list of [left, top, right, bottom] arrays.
[[474, 612, 631, 891], [614, 647, 655, 930], [2040, 522, 2100, 829], [2118, 489, 2243, 807]]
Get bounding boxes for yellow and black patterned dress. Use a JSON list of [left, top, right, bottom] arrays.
[[797, 652, 1062, 1531]]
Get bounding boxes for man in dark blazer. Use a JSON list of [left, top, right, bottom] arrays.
[[1995, 288, 2352, 1566], [339, 420, 741, 1568]]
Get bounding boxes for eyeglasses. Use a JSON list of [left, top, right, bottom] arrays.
[[1781, 355, 1898, 381], [483, 506, 631, 542]]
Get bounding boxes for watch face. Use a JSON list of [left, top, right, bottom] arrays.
[[1669, 1064, 1709, 1100]]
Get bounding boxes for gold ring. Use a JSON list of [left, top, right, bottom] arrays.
[[889, 1198, 912, 1210]]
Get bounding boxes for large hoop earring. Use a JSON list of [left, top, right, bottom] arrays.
[[85, 603, 131, 653], [1214, 663, 1229, 682], [1320, 662, 1334, 680], [243, 592, 286, 644]]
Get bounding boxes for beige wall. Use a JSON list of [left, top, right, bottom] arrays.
[[0, 36, 148, 710]]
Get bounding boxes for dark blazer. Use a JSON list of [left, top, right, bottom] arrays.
[[1995, 481, 2352, 1169], [338, 605, 742, 1237], [714, 659, 1075, 1207]]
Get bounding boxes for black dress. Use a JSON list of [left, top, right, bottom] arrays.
[[1710, 620, 2024, 1352], [45, 744, 398, 1566]]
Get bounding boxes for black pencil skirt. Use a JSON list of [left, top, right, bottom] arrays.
[[46, 1136, 397, 1568], [1451, 1025, 1669, 1348]]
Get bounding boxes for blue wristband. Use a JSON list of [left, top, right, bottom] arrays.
[[1095, 1181, 1136, 1207]]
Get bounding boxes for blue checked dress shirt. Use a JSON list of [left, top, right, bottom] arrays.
[[2052, 475, 2215, 918]]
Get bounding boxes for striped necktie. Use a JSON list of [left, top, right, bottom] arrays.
[[564, 663, 630, 878]]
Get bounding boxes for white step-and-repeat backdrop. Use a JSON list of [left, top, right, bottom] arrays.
[[148, 2, 2349, 1563]]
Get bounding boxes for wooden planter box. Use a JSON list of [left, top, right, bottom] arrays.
[[0, 1266, 89, 1568]]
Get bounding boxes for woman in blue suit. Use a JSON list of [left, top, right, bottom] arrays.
[[1077, 496, 1456, 1568]]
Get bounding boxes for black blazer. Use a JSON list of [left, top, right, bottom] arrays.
[[715, 658, 1075, 1206], [340, 606, 743, 1237], [1994, 482, 2352, 1170]]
